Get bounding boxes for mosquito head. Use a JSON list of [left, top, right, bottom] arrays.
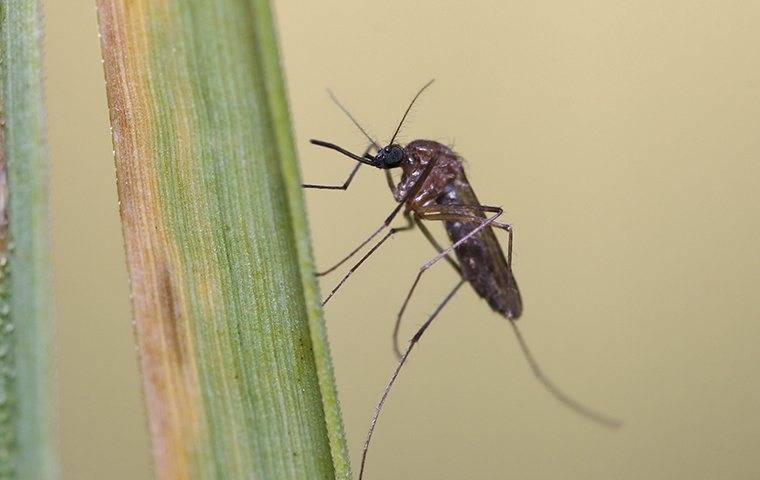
[[375, 144, 405, 169]]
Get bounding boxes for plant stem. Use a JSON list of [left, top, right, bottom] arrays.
[[96, 1, 350, 478], [0, 0, 56, 479]]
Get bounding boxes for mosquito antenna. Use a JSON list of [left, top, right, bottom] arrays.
[[508, 319, 622, 428], [389, 79, 435, 145], [327, 89, 381, 150]]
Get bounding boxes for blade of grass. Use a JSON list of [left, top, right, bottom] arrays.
[[250, 2, 351, 477], [0, 1, 57, 479], [96, 1, 350, 479]]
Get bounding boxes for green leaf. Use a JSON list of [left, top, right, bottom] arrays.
[[0, 0, 56, 479], [0, 0, 57, 480], [96, 1, 350, 478]]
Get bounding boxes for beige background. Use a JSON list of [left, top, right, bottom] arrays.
[[45, 1, 760, 479]]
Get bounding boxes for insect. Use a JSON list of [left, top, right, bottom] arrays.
[[303, 80, 620, 479]]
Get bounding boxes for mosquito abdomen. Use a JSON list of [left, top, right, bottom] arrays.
[[440, 179, 523, 319]]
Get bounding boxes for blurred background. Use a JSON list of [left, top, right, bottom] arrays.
[[46, 1, 760, 479]]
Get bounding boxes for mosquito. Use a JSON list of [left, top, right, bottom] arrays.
[[303, 80, 620, 479]]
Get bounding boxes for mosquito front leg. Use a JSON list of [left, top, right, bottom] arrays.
[[302, 144, 374, 190], [319, 152, 440, 300]]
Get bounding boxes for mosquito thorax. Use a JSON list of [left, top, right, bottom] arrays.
[[375, 144, 405, 169]]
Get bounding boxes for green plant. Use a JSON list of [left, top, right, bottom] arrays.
[[0, 1, 56, 479], [97, 1, 350, 478], [0, 0, 57, 480]]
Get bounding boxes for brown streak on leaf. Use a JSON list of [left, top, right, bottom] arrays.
[[96, 2, 203, 478], [157, 258, 189, 375]]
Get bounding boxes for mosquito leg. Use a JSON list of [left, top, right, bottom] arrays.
[[503, 223, 513, 267], [414, 218, 461, 275], [315, 150, 440, 279], [315, 201, 407, 277], [302, 161, 362, 190], [321, 212, 413, 307], [507, 319, 621, 428], [413, 205, 621, 428], [485, 223, 621, 427], [302, 145, 374, 190], [392, 208, 504, 358], [384, 168, 396, 192], [423, 206, 514, 265], [414, 204, 508, 228], [411, 204, 514, 266], [359, 279, 466, 480], [421, 208, 503, 268], [391, 218, 461, 358], [317, 151, 439, 303], [315, 223, 382, 277]]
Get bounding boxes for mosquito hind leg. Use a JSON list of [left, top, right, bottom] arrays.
[[411, 205, 621, 428], [359, 279, 466, 480], [414, 218, 461, 274], [507, 320, 621, 428]]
